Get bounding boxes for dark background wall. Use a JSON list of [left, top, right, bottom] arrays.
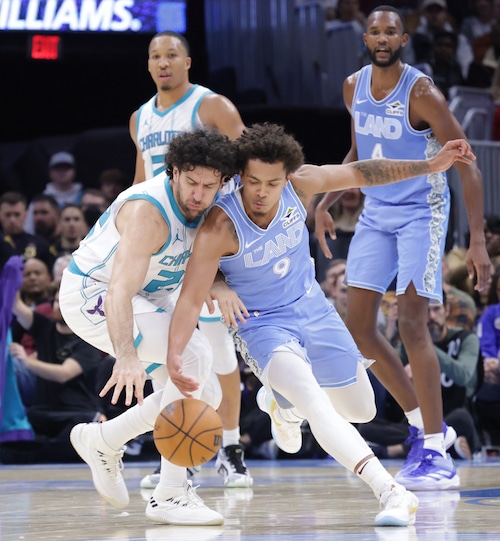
[[0, 0, 351, 199]]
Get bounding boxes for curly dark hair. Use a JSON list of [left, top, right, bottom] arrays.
[[235, 123, 304, 175], [165, 130, 238, 182]]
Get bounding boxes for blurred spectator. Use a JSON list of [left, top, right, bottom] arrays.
[[51, 204, 88, 258], [310, 188, 363, 283], [24, 151, 83, 235], [10, 258, 54, 406], [461, 0, 495, 45], [9, 283, 103, 462], [485, 214, 500, 267], [429, 29, 465, 99], [466, 20, 500, 88], [31, 194, 61, 245], [52, 254, 72, 283], [321, 258, 347, 301], [80, 188, 107, 229], [474, 270, 500, 444], [442, 254, 477, 332], [0, 191, 54, 271], [98, 168, 128, 206], [325, 0, 366, 34], [378, 291, 401, 349], [403, 0, 473, 80]]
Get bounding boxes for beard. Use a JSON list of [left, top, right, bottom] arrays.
[[367, 44, 402, 68]]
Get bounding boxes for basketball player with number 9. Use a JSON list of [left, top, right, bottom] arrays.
[[166, 122, 475, 526]]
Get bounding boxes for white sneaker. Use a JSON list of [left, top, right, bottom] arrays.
[[140, 467, 160, 489], [145, 481, 224, 526], [256, 387, 302, 454], [70, 422, 129, 508], [215, 445, 254, 487], [375, 482, 419, 527]]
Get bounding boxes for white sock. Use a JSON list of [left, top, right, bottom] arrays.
[[100, 390, 162, 451], [155, 456, 187, 495], [223, 427, 241, 447], [405, 407, 424, 431], [423, 433, 446, 457], [356, 456, 396, 499]]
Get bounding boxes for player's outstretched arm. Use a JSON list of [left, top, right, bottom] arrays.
[[291, 139, 475, 195]]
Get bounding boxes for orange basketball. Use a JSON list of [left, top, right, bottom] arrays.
[[154, 398, 223, 468]]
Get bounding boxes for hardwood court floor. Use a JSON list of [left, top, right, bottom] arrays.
[[1, 457, 500, 541]]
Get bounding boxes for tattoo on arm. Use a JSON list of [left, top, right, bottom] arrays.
[[224, 216, 239, 245], [352, 160, 432, 186]]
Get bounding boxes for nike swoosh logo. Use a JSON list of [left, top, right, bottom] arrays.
[[356, 98, 367, 104], [244, 238, 260, 249]]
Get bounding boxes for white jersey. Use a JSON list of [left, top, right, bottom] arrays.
[[134, 84, 214, 179], [68, 175, 202, 305]]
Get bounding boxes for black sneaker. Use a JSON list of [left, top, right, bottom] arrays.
[[215, 445, 253, 487]]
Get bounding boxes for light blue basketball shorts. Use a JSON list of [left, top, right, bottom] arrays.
[[231, 281, 361, 388], [346, 199, 450, 302]]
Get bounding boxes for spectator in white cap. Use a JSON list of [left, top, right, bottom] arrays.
[[24, 151, 83, 235]]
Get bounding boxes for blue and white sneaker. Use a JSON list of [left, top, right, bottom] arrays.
[[395, 451, 460, 491], [395, 423, 457, 480], [256, 387, 302, 454]]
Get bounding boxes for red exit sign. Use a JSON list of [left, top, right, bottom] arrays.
[[30, 35, 61, 60]]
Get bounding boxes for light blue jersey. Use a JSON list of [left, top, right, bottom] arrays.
[[347, 63, 450, 301], [353, 63, 448, 207], [135, 84, 213, 179], [216, 182, 361, 388], [216, 182, 314, 312]]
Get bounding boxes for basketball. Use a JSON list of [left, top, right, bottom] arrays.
[[154, 398, 223, 468]]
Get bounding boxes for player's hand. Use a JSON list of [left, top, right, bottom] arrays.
[[210, 280, 249, 327], [99, 355, 147, 406], [466, 242, 493, 291], [314, 205, 337, 259], [167, 353, 199, 397], [429, 139, 476, 172]]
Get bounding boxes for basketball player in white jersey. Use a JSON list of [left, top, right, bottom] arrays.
[[164, 123, 474, 526], [129, 31, 252, 488], [314, 6, 490, 491], [60, 129, 237, 526]]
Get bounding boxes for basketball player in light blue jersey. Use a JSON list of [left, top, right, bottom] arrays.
[[165, 123, 475, 526], [314, 5, 491, 491], [59, 130, 238, 526], [129, 31, 252, 488]]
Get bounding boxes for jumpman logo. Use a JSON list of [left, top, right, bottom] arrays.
[[173, 229, 183, 244], [87, 295, 105, 317]]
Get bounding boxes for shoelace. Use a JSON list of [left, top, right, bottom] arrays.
[[97, 448, 124, 481], [380, 485, 406, 508], [166, 483, 205, 509]]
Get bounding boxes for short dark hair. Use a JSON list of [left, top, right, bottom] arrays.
[[31, 193, 59, 211], [235, 123, 305, 175], [368, 5, 406, 33], [165, 129, 237, 182], [0, 191, 27, 208], [150, 31, 190, 56]]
